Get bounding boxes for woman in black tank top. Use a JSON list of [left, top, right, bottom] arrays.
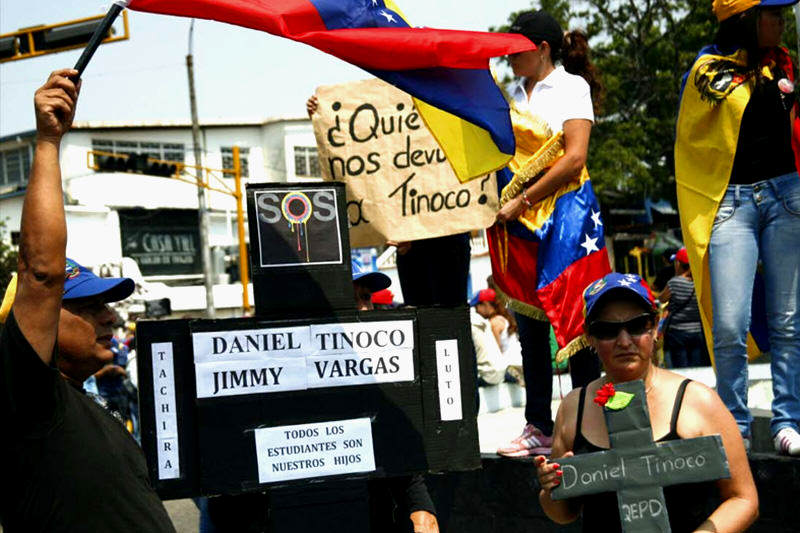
[[533, 273, 758, 532]]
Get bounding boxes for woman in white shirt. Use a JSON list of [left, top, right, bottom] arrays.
[[494, 10, 605, 458], [497, 11, 600, 221]]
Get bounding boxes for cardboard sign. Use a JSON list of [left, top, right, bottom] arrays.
[[254, 418, 376, 483], [435, 339, 462, 421], [135, 308, 481, 499], [191, 321, 416, 398], [312, 79, 499, 247], [252, 189, 343, 267], [246, 183, 355, 317], [152, 342, 180, 480], [550, 380, 730, 532]]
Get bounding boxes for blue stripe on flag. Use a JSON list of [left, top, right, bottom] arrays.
[[311, 0, 406, 30], [536, 181, 605, 289], [372, 67, 516, 155]]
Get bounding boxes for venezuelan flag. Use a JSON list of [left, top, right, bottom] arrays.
[[124, 0, 534, 181], [489, 166, 611, 361], [675, 44, 798, 363]]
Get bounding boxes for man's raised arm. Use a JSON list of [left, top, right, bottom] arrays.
[[13, 69, 80, 363]]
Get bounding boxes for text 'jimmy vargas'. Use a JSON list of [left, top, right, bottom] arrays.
[[191, 321, 417, 398]]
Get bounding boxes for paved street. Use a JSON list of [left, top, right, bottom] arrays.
[[165, 499, 200, 533]]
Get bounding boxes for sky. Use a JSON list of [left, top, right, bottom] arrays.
[[0, 0, 534, 137]]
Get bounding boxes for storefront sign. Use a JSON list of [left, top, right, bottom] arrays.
[[119, 208, 202, 276]]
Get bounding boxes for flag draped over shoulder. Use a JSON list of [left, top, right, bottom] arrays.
[[124, 0, 535, 181], [675, 45, 800, 363], [488, 110, 611, 361]]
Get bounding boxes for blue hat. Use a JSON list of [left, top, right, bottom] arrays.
[[351, 257, 391, 293], [469, 288, 497, 307], [759, 0, 800, 7], [63, 258, 135, 303], [583, 273, 656, 323]]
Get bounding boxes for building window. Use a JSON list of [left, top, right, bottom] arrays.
[[91, 139, 186, 165], [221, 147, 249, 178], [294, 146, 320, 177], [0, 145, 32, 186]]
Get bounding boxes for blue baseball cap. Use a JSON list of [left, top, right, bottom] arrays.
[[351, 257, 391, 293], [583, 273, 656, 324], [63, 258, 135, 303], [759, 0, 799, 6]]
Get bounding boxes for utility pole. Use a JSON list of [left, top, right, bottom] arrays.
[[232, 146, 251, 313], [187, 19, 215, 318]]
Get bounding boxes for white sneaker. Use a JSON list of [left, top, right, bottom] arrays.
[[774, 428, 800, 456]]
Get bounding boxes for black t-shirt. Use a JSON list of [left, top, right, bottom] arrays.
[[730, 73, 796, 184], [0, 311, 175, 533]]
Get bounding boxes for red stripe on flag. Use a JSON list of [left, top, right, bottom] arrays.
[[536, 249, 611, 348], [487, 226, 544, 310], [127, 0, 534, 70], [129, 0, 327, 34]]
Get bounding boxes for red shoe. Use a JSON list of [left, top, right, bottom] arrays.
[[497, 424, 553, 457]]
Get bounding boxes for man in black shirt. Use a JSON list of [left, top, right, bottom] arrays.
[[0, 69, 175, 532]]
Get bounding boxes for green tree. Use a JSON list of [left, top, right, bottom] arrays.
[[493, 0, 798, 202], [0, 219, 18, 291], [581, 0, 716, 202]]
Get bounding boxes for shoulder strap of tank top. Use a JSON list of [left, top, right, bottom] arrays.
[[668, 379, 692, 437], [573, 386, 588, 448]]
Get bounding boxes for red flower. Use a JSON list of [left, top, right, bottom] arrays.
[[594, 383, 616, 407]]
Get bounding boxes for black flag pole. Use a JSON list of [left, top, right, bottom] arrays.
[[72, 1, 128, 78]]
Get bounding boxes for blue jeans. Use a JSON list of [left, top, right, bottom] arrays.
[[665, 328, 709, 368], [709, 172, 800, 437]]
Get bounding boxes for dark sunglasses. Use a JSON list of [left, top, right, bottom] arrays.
[[587, 313, 655, 341]]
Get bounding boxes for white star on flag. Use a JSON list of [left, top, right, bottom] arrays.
[[591, 209, 603, 230], [372, 0, 378, 5], [618, 279, 633, 287], [580, 234, 600, 256], [379, 10, 396, 23]]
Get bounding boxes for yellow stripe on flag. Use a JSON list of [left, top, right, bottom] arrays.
[[414, 97, 513, 182], [381, 1, 514, 182]]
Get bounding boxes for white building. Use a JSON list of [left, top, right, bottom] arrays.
[[0, 117, 322, 317], [0, 117, 494, 317]]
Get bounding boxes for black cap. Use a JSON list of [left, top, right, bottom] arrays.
[[510, 10, 563, 51]]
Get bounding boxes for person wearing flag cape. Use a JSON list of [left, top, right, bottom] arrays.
[[490, 10, 612, 458], [675, 0, 800, 456]]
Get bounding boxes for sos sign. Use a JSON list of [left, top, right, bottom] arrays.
[[252, 189, 344, 268]]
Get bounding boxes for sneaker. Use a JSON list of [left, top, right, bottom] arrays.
[[774, 428, 800, 456], [506, 365, 525, 387], [497, 424, 553, 457]]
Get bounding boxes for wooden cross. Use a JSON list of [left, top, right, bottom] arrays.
[[550, 380, 730, 532]]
